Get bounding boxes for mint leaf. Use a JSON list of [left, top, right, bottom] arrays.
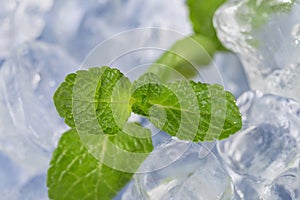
[[47, 128, 152, 200], [95, 67, 132, 135], [54, 67, 153, 169], [187, 0, 226, 51], [131, 73, 242, 141], [50, 67, 153, 199], [53, 73, 76, 127], [71, 67, 131, 135], [147, 34, 216, 80], [47, 129, 130, 200], [54, 67, 132, 135], [190, 81, 242, 141]]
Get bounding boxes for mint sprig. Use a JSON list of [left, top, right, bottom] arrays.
[[48, 66, 242, 199], [47, 0, 247, 198]]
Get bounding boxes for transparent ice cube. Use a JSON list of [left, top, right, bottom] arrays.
[[217, 91, 300, 183], [262, 160, 300, 199], [0, 41, 78, 178], [214, 0, 300, 101], [122, 138, 234, 200], [41, 0, 192, 61], [233, 177, 264, 200]]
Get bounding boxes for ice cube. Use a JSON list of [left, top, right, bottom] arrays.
[[0, 0, 52, 59], [122, 138, 234, 200], [41, 0, 192, 61], [217, 91, 300, 183], [0, 41, 78, 177], [262, 160, 300, 199], [0, 152, 20, 193], [214, 0, 300, 101], [233, 177, 264, 200], [19, 174, 48, 200]]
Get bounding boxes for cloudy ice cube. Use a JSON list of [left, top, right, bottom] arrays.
[[233, 177, 264, 200], [41, 0, 192, 61], [0, 41, 77, 178], [0, 0, 52, 59], [122, 138, 234, 200], [0, 152, 20, 195], [217, 91, 300, 183], [214, 0, 300, 101], [262, 160, 300, 199], [19, 174, 48, 200]]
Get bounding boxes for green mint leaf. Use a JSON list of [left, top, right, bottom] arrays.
[[190, 81, 242, 141], [131, 73, 242, 141], [187, 0, 227, 51], [47, 128, 152, 200], [147, 34, 217, 80], [95, 67, 132, 135], [73, 67, 131, 135], [54, 67, 153, 170], [79, 122, 153, 173], [54, 67, 131, 135], [47, 129, 131, 200], [50, 67, 153, 199], [53, 73, 76, 127]]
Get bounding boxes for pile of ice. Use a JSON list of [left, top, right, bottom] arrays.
[[218, 91, 300, 199], [1, 0, 300, 199], [0, 0, 192, 199], [121, 0, 300, 200]]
